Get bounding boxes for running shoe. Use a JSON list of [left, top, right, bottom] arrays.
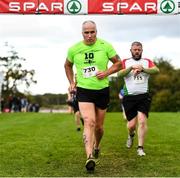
[[126, 134, 134, 148], [85, 157, 96, 172], [137, 147, 146, 156]]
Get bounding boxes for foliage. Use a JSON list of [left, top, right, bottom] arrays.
[[108, 76, 122, 112], [0, 45, 37, 97], [0, 112, 179, 177], [30, 93, 68, 107]]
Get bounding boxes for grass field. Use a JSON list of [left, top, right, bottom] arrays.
[[0, 112, 180, 177]]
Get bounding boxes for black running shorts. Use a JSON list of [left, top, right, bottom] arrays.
[[122, 93, 151, 121], [76, 87, 109, 110]]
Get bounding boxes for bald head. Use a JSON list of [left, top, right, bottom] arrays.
[[82, 20, 97, 31], [82, 20, 97, 45]]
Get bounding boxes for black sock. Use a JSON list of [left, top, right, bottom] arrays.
[[80, 118, 84, 125]]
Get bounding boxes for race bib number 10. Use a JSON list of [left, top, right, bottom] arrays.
[[82, 66, 98, 78]]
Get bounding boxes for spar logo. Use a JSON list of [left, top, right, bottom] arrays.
[[102, 1, 158, 13], [67, 0, 82, 14], [8, 1, 63, 13], [160, 0, 175, 13]]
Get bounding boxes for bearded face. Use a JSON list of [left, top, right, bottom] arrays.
[[130, 45, 143, 61]]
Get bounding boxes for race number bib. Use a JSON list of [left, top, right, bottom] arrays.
[[133, 74, 145, 84], [82, 66, 98, 78]]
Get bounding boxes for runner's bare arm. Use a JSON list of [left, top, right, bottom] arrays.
[[64, 59, 76, 91], [96, 54, 121, 79]]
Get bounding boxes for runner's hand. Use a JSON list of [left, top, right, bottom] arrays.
[[69, 82, 76, 93], [96, 71, 108, 79]]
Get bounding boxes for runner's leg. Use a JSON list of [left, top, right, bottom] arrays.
[[79, 102, 96, 158]]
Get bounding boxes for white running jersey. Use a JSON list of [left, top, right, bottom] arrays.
[[122, 58, 155, 95]]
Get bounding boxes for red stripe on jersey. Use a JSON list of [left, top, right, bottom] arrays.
[[122, 58, 130, 69], [144, 58, 155, 68]]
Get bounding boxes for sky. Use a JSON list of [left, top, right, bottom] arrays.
[[0, 15, 180, 95]]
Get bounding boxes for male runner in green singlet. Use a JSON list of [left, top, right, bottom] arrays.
[[64, 20, 121, 172]]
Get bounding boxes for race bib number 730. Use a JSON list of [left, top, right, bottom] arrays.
[[82, 66, 98, 78]]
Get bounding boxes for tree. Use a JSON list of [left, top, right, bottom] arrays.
[[0, 45, 37, 97], [150, 58, 180, 111], [108, 76, 124, 112], [151, 89, 172, 111]]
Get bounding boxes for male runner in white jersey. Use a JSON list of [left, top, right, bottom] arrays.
[[64, 20, 121, 172], [119, 41, 159, 156]]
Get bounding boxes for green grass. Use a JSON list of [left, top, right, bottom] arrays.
[[0, 112, 180, 177]]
